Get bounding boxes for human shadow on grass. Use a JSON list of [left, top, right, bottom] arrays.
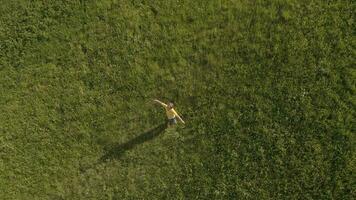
[[100, 123, 167, 162]]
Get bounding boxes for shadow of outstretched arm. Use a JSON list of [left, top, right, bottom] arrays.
[[100, 123, 167, 162]]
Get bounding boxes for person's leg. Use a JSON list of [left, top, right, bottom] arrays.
[[172, 118, 177, 125], [167, 118, 176, 127]]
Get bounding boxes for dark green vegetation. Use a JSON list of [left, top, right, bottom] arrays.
[[0, 0, 354, 199]]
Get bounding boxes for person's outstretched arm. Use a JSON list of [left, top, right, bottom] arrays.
[[174, 111, 185, 124], [153, 99, 167, 107]]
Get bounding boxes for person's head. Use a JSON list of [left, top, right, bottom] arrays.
[[168, 102, 174, 109]]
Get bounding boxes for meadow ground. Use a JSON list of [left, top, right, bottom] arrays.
[[0, 0, 354, 199]]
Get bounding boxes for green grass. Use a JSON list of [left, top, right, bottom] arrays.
[[0, 0, 354, 199]]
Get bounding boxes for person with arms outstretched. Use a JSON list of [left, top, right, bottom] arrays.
[[153, 99, 185, 126]]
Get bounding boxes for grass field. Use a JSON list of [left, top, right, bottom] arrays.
[[0, 0, 354, 199]]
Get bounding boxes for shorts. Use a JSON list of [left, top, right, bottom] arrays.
[[167, 118, 177, 125]]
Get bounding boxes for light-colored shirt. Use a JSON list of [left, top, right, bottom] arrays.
[[165, 106, 178, 119]]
